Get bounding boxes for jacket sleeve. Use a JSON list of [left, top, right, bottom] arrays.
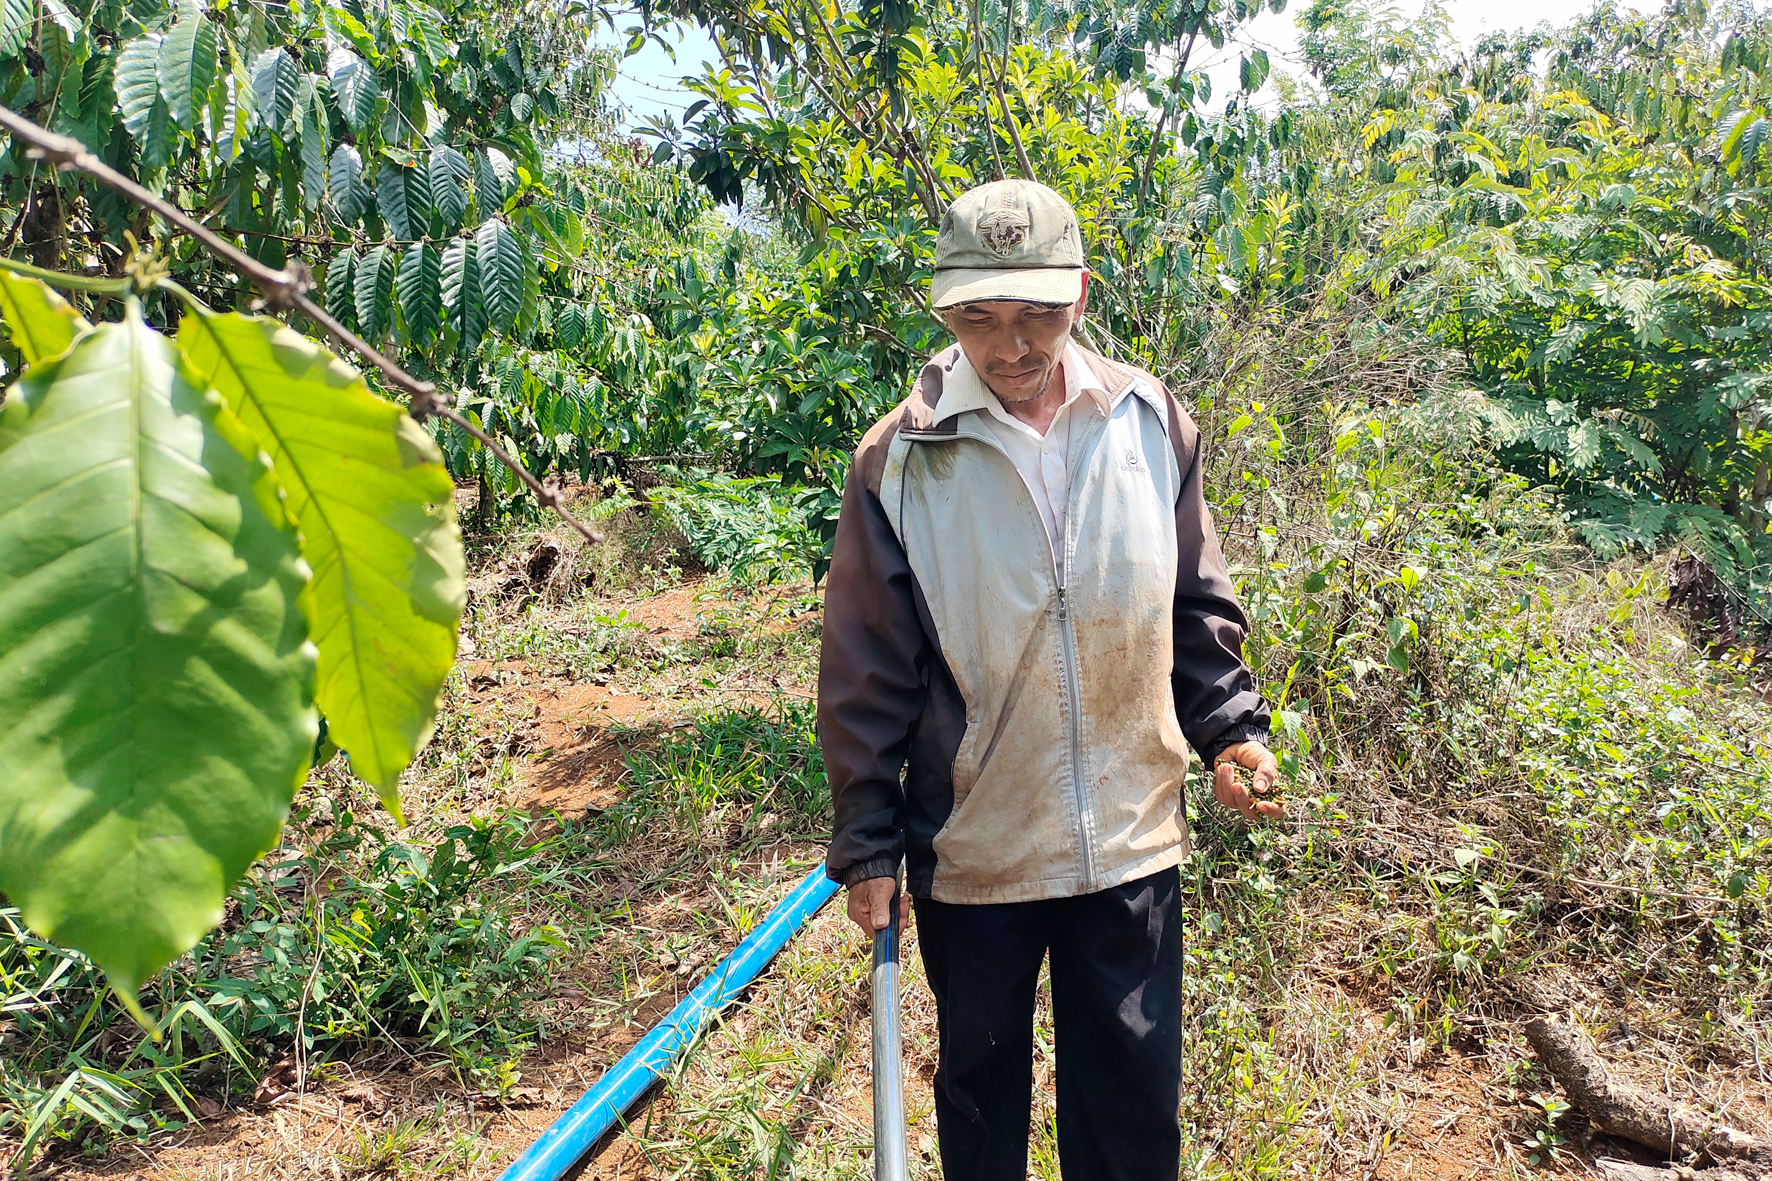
[[1170, 400, 1271, 765], [819, 442, 929, 886]]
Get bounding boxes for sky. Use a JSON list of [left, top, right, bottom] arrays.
[[600, 0, 1657, 131]]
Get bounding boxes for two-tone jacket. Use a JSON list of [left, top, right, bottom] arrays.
[[820, 342, 1269, 904]]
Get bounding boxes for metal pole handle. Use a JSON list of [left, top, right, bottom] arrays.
[[871, 883, 909, 1181]]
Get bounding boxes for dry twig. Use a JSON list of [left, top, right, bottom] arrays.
[[0, 103, 604, 544]]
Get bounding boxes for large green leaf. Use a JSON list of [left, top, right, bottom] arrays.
[[299, 107, 327, 212], [397, 241, 441, 346], [555, 301, 585, 349], [0, 304, 316, 1001], [177, 311, 463, 819], [0, 271, 90, 364], [376, 164, 431, 241], [406, 4, 452, 71], [430, 146, 470, 229], [249, 46, 299, 133], [0, 0, 34, 58], [473, 146, 514, 215], [354, 244, 396, 342], [328, 46, 380, 132], [325, 250, 357, 329], [476, 218, 524, 331], [114, 34, 165, 138], [156, 0, 218, 130], [442, 234, 487, 359], [328, 143, 368, 221]]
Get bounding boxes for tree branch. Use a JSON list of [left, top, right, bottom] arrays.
[[972, 0, 1008, 181], [1137, 28, 1199, 210], [0, 103, 604, 545], [993, 0, 1036, 180]]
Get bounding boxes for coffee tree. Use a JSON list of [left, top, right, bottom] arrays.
[[0, 0, 634, 1009]]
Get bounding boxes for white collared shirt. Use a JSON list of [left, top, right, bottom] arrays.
[[944, 344, 1109, 584]]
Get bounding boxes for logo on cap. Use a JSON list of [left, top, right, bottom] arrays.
[[977, 208, 1030, 259]]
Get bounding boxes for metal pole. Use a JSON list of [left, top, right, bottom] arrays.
[[871, 882, 909, 1181]]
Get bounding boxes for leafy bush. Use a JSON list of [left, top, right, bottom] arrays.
[[208, 810, 565, 1071], [0, 811, 563, 1161], [648, 472, 827, 584]]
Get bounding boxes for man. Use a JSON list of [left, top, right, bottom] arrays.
[[819, 178, 1282, 1181]]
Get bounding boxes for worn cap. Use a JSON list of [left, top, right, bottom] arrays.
[[932, 180, 1087, 310]]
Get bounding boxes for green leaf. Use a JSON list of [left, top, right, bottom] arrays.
[[0, 271, 90, 365], [327, 46, 380, 132], [0, 304, 315, 999], [556, 301, 585, 348], [353, 244, 396, 342], [299, 108, 327, 213], [397, 241, 441, 346], [1239, 48, 1269, 93], [430, 146, 470, 229], [476, 219, 524, 331], [114, 35, 165, 138], [474, 146, 514, 214], [249, 46, 298, 133], [325, 250, 357, 329], [442, 235, 486, 359], [156, 0, 218, 130], [0, 0, 34, 58], [328, 143, 367, 221], [140, 95, 177, 170], [178, 311, 463, 819], [218, 73, 254, 160], [40, 0, 74, 42], [376, 165, 431, 241], [407, 4, 452, 68]]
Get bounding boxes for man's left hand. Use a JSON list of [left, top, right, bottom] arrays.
[[1213, 741, 1284, 821]]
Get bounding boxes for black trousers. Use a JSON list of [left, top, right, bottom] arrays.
[[912, 868, 1183, 1181]]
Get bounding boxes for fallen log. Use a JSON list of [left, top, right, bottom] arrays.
[[1524, 1017, 1767, 1166], [1597, 1162, 1761, 1181]]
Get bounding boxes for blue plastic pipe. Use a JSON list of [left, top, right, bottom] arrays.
[[499, 865, 841, 1181]]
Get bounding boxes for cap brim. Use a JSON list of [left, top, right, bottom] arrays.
[[931, 267, 1085, 310]]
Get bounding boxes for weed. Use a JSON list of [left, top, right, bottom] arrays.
[[0, 813, 564, 1164], [338, 1108, 488, 1176], [594, 701, 828, 848]]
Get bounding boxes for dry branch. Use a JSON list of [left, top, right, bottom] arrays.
[[1525, 1016, 1767, 1166], [0, 103, 604, 544], [1597, 1160, 1763, 1180]]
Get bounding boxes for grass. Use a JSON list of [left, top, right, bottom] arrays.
[[8, 362, 1772, 1176]]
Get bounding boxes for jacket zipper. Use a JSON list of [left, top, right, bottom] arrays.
[[1055, 585, 1095, 890], [910, 406, 1122, 893]]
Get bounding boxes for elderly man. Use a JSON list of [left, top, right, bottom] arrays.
[[819, 179, 1281, 1180]]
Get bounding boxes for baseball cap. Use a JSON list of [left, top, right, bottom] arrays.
[[931, 179, 1087, 310]]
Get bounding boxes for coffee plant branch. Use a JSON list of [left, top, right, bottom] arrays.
[[0, 103, 605, 545]]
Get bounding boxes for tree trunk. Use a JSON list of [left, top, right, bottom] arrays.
[[1524, 1017, 1767, 1165]]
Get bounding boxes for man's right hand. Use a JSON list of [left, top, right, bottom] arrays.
[[847, 877, 911, 934]]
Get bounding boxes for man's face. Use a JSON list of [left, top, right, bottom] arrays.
[[944, 291, 1086, 403]]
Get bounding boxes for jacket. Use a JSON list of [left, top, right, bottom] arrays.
[[819, 342, 1269, 904]]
